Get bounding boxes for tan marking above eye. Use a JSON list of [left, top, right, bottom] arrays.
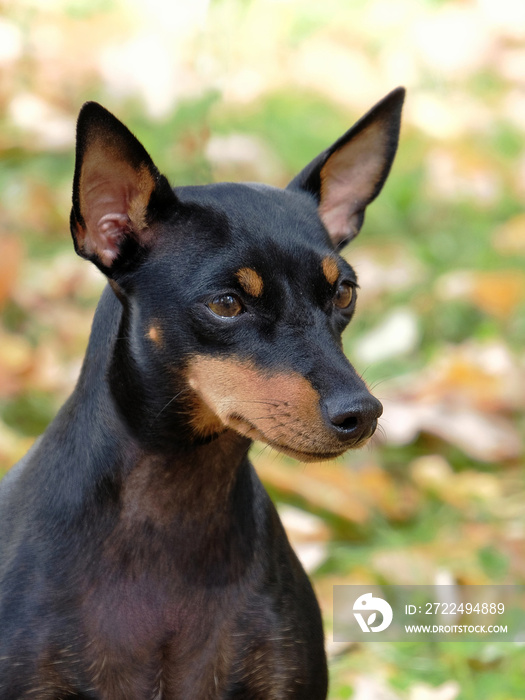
[[147, 324, 163, 345], [236, 267, 264, 297], [322, 256, 340, 286]]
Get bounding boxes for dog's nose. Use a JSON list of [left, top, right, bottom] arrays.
[[323, 394, 383, 443]]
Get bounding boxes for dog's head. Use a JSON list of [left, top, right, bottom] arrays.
[[70, 89, 404, 459]]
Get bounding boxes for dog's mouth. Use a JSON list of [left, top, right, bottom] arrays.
[[226, 413, 358, 461], [186, 356, 376, 461]]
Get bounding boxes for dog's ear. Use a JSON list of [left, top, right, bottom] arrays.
[[70, 102, 176, 276], [288, 87, 405, 248]]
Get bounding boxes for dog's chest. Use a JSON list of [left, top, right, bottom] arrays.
[[78, 581, 299, 699]]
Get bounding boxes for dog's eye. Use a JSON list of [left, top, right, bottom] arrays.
[[333, 282, 354, 309], [208, 294, 244, 318]]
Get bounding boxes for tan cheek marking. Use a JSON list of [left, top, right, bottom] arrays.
[[186, 357, 324, 447], [322, 256, 340, 286], [186, 395, 226, 438], [147, 324, 163, 346], [236, 268, 264, 297]]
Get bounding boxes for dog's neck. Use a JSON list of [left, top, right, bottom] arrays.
[[45, 284, 253, 527], [77, 285, 238, 450]]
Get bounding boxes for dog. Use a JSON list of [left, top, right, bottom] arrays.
[[0, 87, 404, 699]]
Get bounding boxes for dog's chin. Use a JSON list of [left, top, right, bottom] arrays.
[[268, 444, 347, 463], [225, 415, 365, 463]]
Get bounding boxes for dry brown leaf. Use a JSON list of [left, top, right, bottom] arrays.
[[409, 681, 460, 700], [343, 244, 423, 307], [437, 269, 525, 318], [379, 342, 525, 462], [413, 343, 524, 412], [383, 399, 521, 462], [277, 504, 330, 572], [254, 454, 370, 523], [255, 454, 419, 524], [0, 421, 34, 472], [470, 270, 525, 318], [410, 455, 502, 509], [352, 675, 402, 700], [426, 342, 523, 410], [371, 548, 438, 585], [425, 147, 499, 201], [493, 212, 525, 254], [0, 331, 34, 398], [0, 236, 23, 309]]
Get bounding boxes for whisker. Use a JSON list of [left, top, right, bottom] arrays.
[[369, 377, 390, 392], [235, 399, 285, 407], [154, 391, 184, 421], [249, 413, 291, 421], [253, 443, 273, 459], [359, 365, 373, 381]]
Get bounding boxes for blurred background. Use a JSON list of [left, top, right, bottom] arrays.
[[0, 0, 524, 697]]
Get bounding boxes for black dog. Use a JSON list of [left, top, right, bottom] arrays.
[[0, 88, 404, 698]]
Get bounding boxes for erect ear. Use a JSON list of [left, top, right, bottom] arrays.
[[70, 102, 176, 276], [288, 87, 405, 248]]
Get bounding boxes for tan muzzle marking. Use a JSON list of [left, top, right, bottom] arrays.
[[186, 356, 347, 460]]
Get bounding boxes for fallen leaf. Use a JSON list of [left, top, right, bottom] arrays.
[[255, 454, 419, 524], [371, 548, 439, 585], [410, 455, 502, 508], [425, 146, 499, 200], [0, 420, 33, 471], [382, 399, 521, 462], [0, 236, 23, 309], [0, 331, 34, 398], [493, 212, 525, 255], [437, 269, 525, 318], [277, 504, 330, 572], [409, 681, 460, 700], [352, 675, 402, 700], [254, 454, 370, 523], [355, 308, 420, 364], [408, 342, 525, 412], [467, 644, 505, 670], [343, 245, 423, 307]]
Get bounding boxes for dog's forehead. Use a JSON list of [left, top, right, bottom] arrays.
[[175, 182, 331, 251]]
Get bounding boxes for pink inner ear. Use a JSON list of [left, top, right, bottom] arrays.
[[319, 121, 389, 245], [78, 170, 134, 267], [95, 212, 131, 267], [76, 145, 155, 267], [319, 210, 356, 243]]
